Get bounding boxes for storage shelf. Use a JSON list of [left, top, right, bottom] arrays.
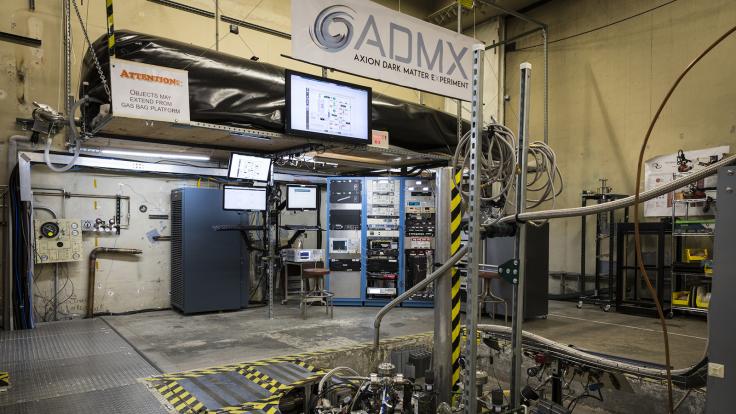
[[672, 306, 709, 314], [672, 272, 713, 279]]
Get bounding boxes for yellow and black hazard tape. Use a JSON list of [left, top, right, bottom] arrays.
[[241, 366, 290, 394], [105, 0, 116, 57], [155, 379, 205, 413], [450, 168, 463, 392], [215, 392, 283, 414], [145, 331, 433, 413], [0, 371, 8, 387]]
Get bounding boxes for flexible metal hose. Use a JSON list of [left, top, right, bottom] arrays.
[[477, 324, 698, 378], [373, 245, 468, 348], [492, 152, 736, 225]]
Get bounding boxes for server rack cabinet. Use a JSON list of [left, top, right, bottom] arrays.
[[171, 187, 249, 314], [364, 177, 404, 307], [326, 178, 365, 305], [402, 177, 437, 308], [483, 223, 549, 319]]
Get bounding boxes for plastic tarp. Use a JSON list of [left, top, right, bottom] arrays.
[[81, 30, 467, 153]]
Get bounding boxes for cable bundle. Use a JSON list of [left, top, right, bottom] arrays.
[[451, 124, 564, 223]]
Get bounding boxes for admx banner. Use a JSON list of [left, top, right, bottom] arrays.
[[291, 0, 481, 101]]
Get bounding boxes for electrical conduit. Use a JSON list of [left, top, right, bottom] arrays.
[[87, 247, 142, 318]]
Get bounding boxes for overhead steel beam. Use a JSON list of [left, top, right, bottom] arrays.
[[147, 0, 291, 39]]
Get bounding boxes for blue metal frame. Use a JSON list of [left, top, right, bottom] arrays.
[[326, 177, 365, 306], [401, 177, 434, 308], [360, 177, 368, 305], [325, 176, 434, 308], [363, 177, 403, 307]]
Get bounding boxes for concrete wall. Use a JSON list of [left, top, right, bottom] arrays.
[[503, 0, 736, 274]]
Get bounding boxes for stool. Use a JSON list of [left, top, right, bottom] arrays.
[[479, 270, 509, 325], [301, 268, 334, 319]]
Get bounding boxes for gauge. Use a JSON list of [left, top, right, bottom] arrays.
[[40, 222, 60, 238], [71, 222, 79, 229]]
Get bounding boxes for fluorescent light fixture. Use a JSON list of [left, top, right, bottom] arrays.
[[83, 147, 210, 161]]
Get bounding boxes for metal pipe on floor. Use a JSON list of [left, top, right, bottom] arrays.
[[373, 245, 468, 349], [87, 247, 142, 318]]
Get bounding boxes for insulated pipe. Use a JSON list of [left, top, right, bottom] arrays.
[[373, 245, 468, 349], [87, 247, 142, 318], [493, 152, 736, 224]]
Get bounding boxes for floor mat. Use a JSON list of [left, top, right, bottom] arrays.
[[146, 356, 325, 414]]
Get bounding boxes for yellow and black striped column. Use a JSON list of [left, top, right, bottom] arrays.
[[0, 371, 8, 388], [106, 0, 115, 57], [450, 168, 463, 392]]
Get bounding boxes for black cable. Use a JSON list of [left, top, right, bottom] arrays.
[[513, 0, 678, 51]]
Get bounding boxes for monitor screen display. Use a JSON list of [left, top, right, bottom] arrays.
[[287, 185, 318, 210], [228, 153, 272, 181], [223, 186, 267, 211], [285, 70, 371, 143]]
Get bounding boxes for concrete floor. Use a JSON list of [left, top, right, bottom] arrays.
[[104, 300, 707, 374]]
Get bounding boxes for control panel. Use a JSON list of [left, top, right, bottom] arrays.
[[34, 219, 84, 264], [366, 178, 401, 300], [329, 179, 362, 204], [404, 179, 436, 301]]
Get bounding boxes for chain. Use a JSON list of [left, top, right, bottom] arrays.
[[71, 0, 112, 101]]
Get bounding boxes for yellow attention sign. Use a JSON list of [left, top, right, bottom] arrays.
[[458, 0, 474, 9]]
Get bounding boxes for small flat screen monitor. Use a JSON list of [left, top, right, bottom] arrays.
[[228, 153, 272, 181], [287, 185, 318, 210], [285, 70, 371, 143], [223, 186, 267, 211]]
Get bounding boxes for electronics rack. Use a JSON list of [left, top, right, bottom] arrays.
[[403, 178, 436, 307], [326, 178, 364, 305], [365, 178, 403, 305], [325, 176, 436, 307]]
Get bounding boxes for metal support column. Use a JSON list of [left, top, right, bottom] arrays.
[[456, 2, 463, 146], [434, 167, 453, 404], [462, 44, 484, 414], [63, 0, 73, 120], [214, 0, 220, 51], [266, 177, 275, 319], [510, 63, 532, 408], [105, 0, 116, 58]]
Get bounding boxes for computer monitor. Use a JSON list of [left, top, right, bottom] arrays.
[[222, 186, 267, 211], [228, 153, 272, 181], [285, 70, 371, 143], [286, 185, 318, 210]]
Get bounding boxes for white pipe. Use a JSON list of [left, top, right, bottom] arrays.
[[8, 135, 32, 177]]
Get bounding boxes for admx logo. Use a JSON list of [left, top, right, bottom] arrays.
[[310, 5, 355, 52]]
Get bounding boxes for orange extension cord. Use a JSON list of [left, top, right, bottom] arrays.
[[633, 24, 736, 413]]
